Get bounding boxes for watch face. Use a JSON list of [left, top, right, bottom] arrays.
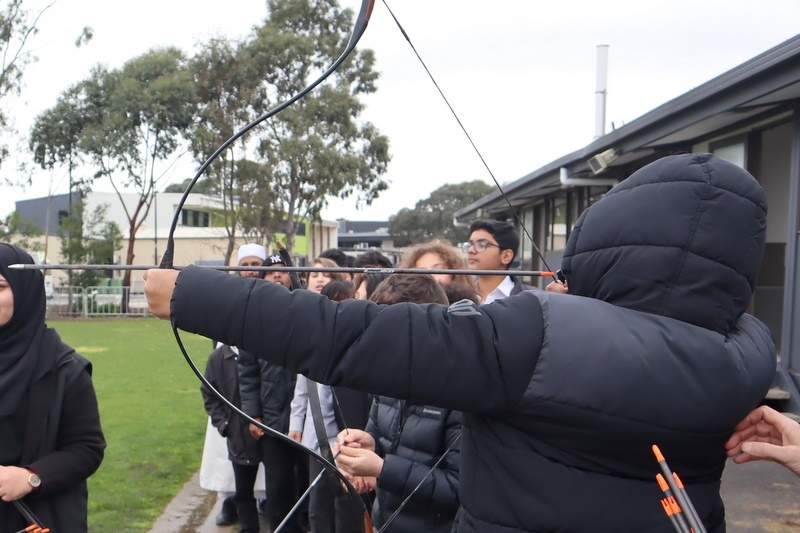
[[28, 473, 41, 488]]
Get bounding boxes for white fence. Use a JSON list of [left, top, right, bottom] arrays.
[[46, 285, 151, 318]]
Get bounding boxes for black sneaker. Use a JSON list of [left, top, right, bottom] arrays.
[[215, 497, 238, 526]]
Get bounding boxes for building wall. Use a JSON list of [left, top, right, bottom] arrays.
[[15, 194, 74, 235], [760, 121, 793, 243], [15, 192, 339, 283]]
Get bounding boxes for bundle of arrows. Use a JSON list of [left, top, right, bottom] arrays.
[[653, 444, 707, 533]]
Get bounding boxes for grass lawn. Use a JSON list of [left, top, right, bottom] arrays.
[[53, 317, 214, 533]]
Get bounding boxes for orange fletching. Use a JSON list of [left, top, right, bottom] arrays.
[[661, 498, 675, 516], [668, 496, 683, 514]]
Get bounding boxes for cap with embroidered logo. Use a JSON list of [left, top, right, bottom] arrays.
[[266, 254, 286, 266]]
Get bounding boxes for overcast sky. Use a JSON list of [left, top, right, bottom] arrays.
[[3, 0, 800, 222]]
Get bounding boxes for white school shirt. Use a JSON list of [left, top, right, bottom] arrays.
[[482, 275, 515, 304]]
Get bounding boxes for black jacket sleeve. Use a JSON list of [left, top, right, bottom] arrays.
[[201, 348, 230, 436], [237, 348, 262, 419], [173, 266, 544, 414]]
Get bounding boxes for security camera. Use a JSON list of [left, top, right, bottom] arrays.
[[588, 148, 618, 174]]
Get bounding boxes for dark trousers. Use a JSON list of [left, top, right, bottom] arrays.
[[309, 457, 369, 533], [232, 462, 261, 533], [262, 435, 309, 533]]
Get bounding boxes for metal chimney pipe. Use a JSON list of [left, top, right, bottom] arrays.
[[595, 44, 609, 139]]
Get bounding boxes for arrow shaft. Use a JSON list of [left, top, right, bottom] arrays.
[[9, 263, 554, 277]]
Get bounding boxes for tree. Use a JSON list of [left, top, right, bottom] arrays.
[[389, 180, 494, 247], [29, 84, 92, 198], [32, 47, 196, 301], [241, 0, 391, 250], [0, 210, 41, 249], [187, 36, 269, 264], [163, 175, 218, 195], [233, 159, 282, 244], [57, 198, 121, 288], [0, 0, 57, 170]]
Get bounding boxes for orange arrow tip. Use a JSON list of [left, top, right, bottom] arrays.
[[656, 473, 669, 491]]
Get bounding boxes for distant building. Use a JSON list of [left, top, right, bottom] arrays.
[[15, 191, 338, 284], [336, 219, 402, 264]]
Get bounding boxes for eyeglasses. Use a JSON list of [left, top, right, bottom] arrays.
[[460, 239, 501, 253]]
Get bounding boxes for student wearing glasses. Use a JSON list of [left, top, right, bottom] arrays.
[[461, 219, 532, 303]]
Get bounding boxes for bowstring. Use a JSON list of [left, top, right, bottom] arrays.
[[380, 0, 558, 282]]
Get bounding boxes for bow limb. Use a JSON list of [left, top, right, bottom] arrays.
[[172, 329, 368, 533], [161, 2, 376, 531]]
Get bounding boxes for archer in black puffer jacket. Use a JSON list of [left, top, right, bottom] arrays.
[[162, 153, 776, 532]]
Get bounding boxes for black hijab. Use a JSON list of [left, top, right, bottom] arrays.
[[0, 243, 57, 418]]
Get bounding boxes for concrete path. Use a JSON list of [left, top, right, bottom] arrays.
[[146, 472, 239, 533], [147, 471, 272, 533], [720, 458, 800, 531]]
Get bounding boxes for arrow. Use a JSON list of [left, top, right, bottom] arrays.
[[9, 263, 555, 277]]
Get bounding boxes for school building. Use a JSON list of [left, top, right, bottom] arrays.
[[14, 191, 339, 287]]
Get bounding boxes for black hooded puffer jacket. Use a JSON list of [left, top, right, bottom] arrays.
[[172, 153, 776, 532]]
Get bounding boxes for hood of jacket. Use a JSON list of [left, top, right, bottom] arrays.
[[560, 152, 767, 334]]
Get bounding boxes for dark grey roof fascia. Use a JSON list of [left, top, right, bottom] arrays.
[[573, 34, 800, 159], [455, 33, 800, 221]]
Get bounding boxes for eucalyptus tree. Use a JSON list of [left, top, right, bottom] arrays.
[[389, 180, 495, 247], [188, 36, 275, 264], [30, 83, 99, 288], [56, 198, 121, 288], [0, 211, 41, 250], [30, 84, 90, 192], [234, 158, 282, 245], [0, 0, 57, 170], [31, 47, 196, 298], [239, 0, 391, 251]]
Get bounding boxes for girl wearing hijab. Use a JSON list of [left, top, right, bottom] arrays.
[[0, 243, 106, 532]]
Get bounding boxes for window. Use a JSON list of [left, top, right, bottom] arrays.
[[277, 221, 306, 236], [180, 209, 210, 227], [710, 135, 746, 168], [545, 195, 568, 252]]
